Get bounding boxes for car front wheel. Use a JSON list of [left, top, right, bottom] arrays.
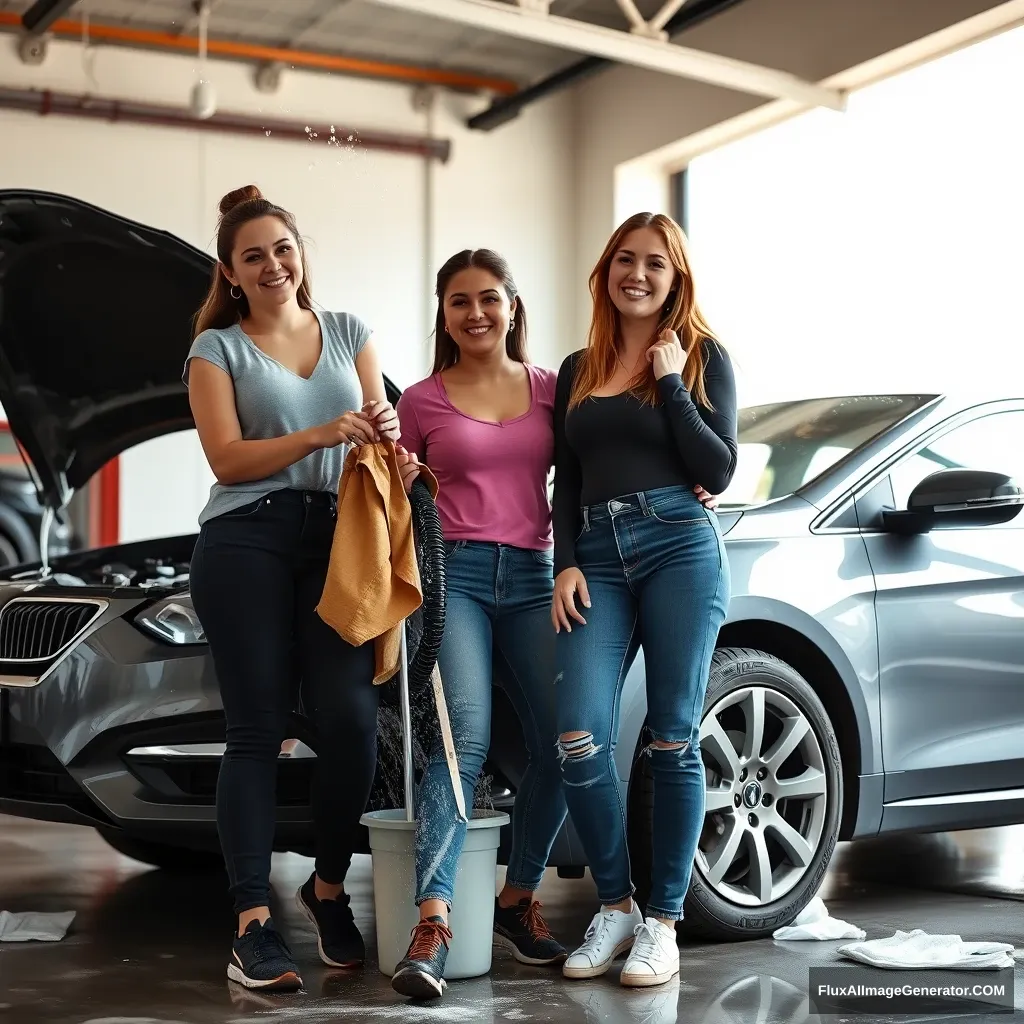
[[627, 646, 843, 940]]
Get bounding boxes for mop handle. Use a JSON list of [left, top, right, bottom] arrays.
[[431, 664, 467, 822], [399, 622, 415, 823]]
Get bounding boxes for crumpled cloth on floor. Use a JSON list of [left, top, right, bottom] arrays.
[[0, 910, 76, 942], [837, 929, 1014, 970], [773, 896, 866, 941]]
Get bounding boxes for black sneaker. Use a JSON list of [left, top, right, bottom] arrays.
[[493, 898, 568, 965], [295, 873, 365, 968], [390, 916, 453, 1000], [227, 917, 303, 991]]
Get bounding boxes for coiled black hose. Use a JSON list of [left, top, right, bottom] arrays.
[[370, 476, 448, 809], [406, 475, 447, 693]]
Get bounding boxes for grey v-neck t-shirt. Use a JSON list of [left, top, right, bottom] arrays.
[[183, 309, 371, 526]]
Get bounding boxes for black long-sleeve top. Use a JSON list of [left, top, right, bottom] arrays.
[[552, 339, 739, 574]]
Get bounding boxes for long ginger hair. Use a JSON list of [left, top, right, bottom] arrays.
[[568, 212, 719, 410]]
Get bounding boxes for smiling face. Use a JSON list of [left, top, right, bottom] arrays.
[[606, 226, 679, 324], [221, 215, 304, 311], [442, 266, 517, 360]]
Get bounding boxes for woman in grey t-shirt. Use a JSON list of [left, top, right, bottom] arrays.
[[184, 185, 398, 992]]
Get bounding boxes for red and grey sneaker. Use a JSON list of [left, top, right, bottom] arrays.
[[227, 918, 303, 991], [493, 898, 568, 965], [390, 916, 453, 1000]]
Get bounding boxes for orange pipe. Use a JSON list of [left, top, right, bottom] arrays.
[[0, 11, 519, 95]]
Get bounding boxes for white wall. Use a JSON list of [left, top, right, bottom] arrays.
[[570, 0, 1006, 339], [0, 37, 575, 541], [686, 23, 1024, 409]]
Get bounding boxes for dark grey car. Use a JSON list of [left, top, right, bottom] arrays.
[[2, 191, 1023, 941]]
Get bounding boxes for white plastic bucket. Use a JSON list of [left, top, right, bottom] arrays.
[[361, 807, 511, 979]]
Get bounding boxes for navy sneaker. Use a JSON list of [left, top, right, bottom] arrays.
[[493, 897, 568, 965], [295, 873, 365, 968], [227, 917, 303, 991], [390, 916, 453, 1000]]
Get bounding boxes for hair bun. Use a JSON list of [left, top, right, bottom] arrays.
[[219, 185, 264, 216]]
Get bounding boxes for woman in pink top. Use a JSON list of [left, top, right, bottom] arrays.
[[387, 249, 568, 999]]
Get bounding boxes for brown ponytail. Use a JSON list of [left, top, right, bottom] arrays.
[[193, 185, 314, 337], [431, 249, 529, 373]]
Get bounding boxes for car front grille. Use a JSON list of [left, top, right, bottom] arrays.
[[0, 599, 105, 662]]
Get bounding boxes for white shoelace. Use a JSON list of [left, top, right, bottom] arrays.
[[580, 911, 618, 951], [630, 920, 668, 962]]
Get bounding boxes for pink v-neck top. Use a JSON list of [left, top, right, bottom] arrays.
[[396, 364, 556, 551]]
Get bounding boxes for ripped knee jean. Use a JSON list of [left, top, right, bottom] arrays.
[[554, 486, 729, 920]]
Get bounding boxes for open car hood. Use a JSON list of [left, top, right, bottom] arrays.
[[0, 190, 215, 510]]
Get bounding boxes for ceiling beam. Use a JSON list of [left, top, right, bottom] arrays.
[[21, 0, 79, 34], [467, 0, 742, 131], [361, 0, 846, 111]]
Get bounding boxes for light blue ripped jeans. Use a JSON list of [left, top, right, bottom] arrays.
[[555, 485, 730, 921], [414, 541, 568, 908]]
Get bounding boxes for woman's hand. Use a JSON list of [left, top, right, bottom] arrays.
[[551, 568, 591, 633], [363, 399, 401, 442], [694, 485, 719, 510], [313, 410, 378, 449], [396, 445, 421, 494], [647, 328, 687, 380]]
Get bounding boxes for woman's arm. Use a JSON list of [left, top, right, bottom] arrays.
[[552, 353, 584, 576], [657, 340, 739, 495], [355, 338, 400, 441], [188, 358, 374, 486]]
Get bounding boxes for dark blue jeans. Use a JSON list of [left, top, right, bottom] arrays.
[[555, 486, 729, 920], [415, 541, 567, 908]]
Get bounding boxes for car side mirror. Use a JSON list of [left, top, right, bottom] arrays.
[[882, 468, 1024, 534]]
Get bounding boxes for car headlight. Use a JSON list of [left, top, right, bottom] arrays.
[[135, 594, 206, 646]]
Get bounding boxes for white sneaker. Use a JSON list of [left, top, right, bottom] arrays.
[[562, 902, 644, 979], [619, 917, 680, 988]]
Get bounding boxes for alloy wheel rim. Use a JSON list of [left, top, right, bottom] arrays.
[[695, 685, 828, 906]]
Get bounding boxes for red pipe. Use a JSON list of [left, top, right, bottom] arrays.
[[97, 458, 120, 548], [0, 85, 452, 162]]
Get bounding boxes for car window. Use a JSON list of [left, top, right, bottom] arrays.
[[718, 394, 935, 506], [889, 411, 1024, 510]]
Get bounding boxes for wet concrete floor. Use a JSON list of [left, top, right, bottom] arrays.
[[2, 816, 1024, 1023]]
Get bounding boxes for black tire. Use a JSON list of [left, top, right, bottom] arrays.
[[97, 829, 224, 873], [0, 531, 21, 568], [627, 646, 843, 941]]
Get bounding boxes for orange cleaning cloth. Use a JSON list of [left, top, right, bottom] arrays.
[[317, 440, 439, 685]]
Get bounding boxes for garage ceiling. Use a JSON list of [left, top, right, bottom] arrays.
[[0, 0, 1017, 131], [0, 0, 733, 87]]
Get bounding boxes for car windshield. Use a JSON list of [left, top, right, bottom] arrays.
[[717, 394, 936, 507]]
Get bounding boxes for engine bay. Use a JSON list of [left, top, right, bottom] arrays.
[[3, 535, 198, 591]]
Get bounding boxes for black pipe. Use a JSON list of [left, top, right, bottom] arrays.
[[21, 0, 79, 34], [467, 0, 748, 132]]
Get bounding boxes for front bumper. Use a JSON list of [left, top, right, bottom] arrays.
[[0, 585, 586, 867], [0, 588, 322, 850]]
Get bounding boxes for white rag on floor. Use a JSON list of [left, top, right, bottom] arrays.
[[838, 929, 1014, 970], [772, 896, 866, 941], [0, 910, 76, 942]]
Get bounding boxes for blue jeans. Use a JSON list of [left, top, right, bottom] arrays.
[[555, 486, 729, 920], [415, 541, 568, 908]]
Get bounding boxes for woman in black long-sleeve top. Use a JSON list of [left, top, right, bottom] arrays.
[[549, 212, 738, 989]]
